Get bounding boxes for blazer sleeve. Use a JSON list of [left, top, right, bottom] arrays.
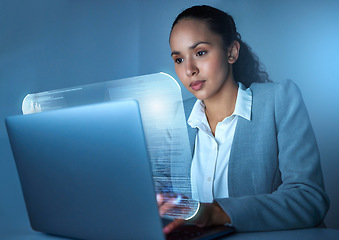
[[215, 80, 329, 232]]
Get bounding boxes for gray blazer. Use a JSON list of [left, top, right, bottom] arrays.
[[177, 80, 329, 232]]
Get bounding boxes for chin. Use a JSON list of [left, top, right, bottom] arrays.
[[193, 94, 207, 101], [189, 89, 208, 101]]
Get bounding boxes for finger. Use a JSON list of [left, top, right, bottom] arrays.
[[156, 194, 164, 206], [163, 218, 185, 234], [159, 195, 182, 216]]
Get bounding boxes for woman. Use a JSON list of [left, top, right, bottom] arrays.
[[158, 5, 329, 233]]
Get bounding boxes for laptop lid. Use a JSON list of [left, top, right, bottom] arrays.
[[6, 100, 165, 240]]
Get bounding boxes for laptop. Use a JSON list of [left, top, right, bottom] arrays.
[[5, 99, 234, 240]]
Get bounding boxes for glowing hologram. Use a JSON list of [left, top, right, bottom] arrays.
[[22, 72, 198, 220]]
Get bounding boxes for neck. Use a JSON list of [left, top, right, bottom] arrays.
[[204, 78, 238, 126]]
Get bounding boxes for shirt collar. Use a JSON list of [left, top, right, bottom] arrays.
[[187, 99, 208, 130], [234, 82, 252, 121], [187, 82, 252, 128]]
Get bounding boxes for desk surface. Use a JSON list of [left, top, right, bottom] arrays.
[[227, 228, 339, 240], [1, 228, 339, 240]]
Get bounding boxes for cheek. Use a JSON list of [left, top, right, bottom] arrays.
[[175, 65, 189, 85], [210, 55, 227, 72], [209, 56, 229, 81]]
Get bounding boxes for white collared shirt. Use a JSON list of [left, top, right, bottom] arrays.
[[187, 82, 252, 203]]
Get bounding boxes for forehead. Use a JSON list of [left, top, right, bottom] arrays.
[[169, 19, 222, 49]]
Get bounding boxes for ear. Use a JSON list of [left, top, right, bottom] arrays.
[[227, 41, 240, 64]]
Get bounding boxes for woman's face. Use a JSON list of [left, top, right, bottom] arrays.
[[169, 19, 232, 101]]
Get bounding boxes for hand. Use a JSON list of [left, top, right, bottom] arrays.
[[157, 193, 197, 218], [162, 201, 231, 234]]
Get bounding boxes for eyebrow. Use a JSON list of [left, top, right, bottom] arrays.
[[171, 41, 211, 56]]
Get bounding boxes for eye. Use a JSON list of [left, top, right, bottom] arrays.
[[175, 58, 183, 64], [196, 51, 207, 57]]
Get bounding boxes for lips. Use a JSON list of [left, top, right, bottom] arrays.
[[190, 80, 206, 91]]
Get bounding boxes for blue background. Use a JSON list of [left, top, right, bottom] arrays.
[[1, 0, 338, 235]]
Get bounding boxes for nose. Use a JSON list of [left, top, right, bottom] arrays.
[[185, 58, 198, 77]]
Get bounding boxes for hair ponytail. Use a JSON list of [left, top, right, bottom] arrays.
[[233, 38, 270, 88]]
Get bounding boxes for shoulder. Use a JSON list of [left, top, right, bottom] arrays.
[[251, 80, 309, 133], [250, 79, 302, 98], [250, 80, 304, 107], [248, 80, 306, 126]]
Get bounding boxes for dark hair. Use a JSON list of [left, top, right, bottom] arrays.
[[170, 5, 270, 88]]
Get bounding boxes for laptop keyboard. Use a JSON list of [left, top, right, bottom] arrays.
[[166, 224, 234, 240]]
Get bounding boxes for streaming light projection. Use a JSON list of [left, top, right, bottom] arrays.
[[22, 72, 198, 220]]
